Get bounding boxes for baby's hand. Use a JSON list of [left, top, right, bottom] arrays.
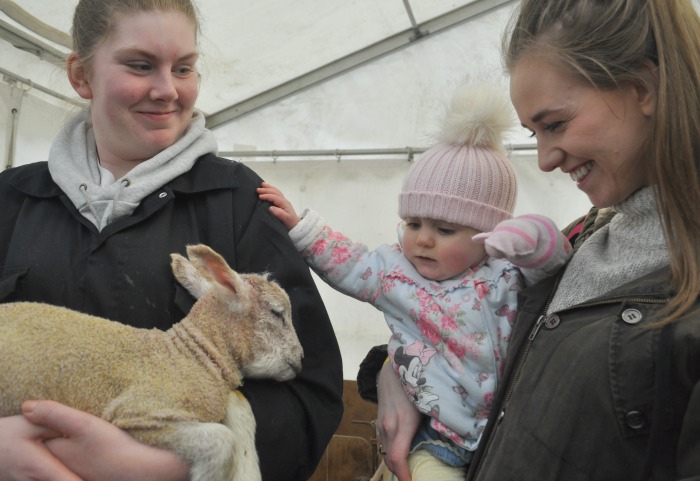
[[257, 182, 302, 231], [473, 214, 571, 268]]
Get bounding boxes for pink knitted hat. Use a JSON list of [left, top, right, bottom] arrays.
[[399, 83, 517, 232]]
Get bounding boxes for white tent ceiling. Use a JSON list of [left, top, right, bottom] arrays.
[[0, 0, 515, 127]]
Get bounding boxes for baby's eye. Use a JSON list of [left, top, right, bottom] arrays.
[[404, 221, 420, 230], [437, 227, 455, 235]]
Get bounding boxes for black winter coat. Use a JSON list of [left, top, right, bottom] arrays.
[[0, 155, 344, 481]]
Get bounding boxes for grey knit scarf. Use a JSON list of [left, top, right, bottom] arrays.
[[547, 187, 670, 314], [48, 110, 218, 231]]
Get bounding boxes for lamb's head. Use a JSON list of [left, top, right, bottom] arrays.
[[237, 273, 304, 381], [170, 244, 304, 382]]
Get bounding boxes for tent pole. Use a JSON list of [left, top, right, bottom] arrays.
[[219, 144, 536, 163], [3, 78, 24, 170]]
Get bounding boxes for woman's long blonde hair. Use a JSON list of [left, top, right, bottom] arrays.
[[503, 0, 700, 325]]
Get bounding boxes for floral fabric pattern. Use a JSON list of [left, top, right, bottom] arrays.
[[289, 210, 544, 451]]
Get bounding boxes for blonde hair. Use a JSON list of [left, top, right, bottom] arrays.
[[71, 0, 200, 70], [503, 0, 700, 325]]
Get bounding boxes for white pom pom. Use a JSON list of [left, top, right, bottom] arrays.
[[437, 82, 515, 149]]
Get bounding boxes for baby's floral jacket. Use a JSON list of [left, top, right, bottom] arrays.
[[289, 209, 555, 450]]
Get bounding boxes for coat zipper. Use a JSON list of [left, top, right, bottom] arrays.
[[472, 278, 668, 475]]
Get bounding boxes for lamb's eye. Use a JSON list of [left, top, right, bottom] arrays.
[[271, 308, 285, 323]]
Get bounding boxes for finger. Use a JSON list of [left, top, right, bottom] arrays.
[[18, 413, 66, 442], [11, 450, 85, 481], [383, 429, 413, 479], [1, 416, 83, 481], [259, 192, 280, 205], [258, 190, 283, 201], [386, 436, 411, 470], [471, 232, 489, 244], [28, 423, 65, 442], [260, 194, 293, 214], [385, 449, 412, 481], [262, 192, 292, 210], [392, 459, 412, 481], [260, 182, 283, 196], [22, 400, 90, 437], [269, 205, 291, 219]]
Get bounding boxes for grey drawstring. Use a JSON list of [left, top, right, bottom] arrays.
[[79, 183, 100, 223], [103, 178, 131, 227], [79, 179, 131, 230]]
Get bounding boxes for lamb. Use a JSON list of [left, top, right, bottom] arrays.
[[0, 244, 304, 481]]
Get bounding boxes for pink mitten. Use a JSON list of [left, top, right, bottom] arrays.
[[473, 214, 572, 269]]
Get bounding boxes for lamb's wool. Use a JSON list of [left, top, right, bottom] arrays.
[[0, 245, 302, 481]]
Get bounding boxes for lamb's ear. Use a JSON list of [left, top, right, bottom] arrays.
[[184, 245, 247, 299], [171, 252, 213, 299]]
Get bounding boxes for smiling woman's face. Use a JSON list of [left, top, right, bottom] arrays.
[[510, 54, 655, 208], [69, 10, 199, 173]]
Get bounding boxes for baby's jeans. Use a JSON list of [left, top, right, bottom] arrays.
[[407, 418, 471, 480]]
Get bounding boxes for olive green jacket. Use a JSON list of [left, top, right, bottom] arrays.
[[467, 208, 700, 480]]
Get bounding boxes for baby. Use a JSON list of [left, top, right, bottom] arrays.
[[258, 83, 571, 480]]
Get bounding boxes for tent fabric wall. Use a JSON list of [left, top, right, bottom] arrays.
[[0, 0, 594, 379]]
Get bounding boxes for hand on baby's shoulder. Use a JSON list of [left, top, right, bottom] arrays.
[[473, 215, 572, 268], [256, 182, 302, 231]]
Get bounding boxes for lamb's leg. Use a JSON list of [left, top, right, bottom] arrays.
[[150, 391, 261, 481], [114, 416, 238, 481], [168, 422, 238, 481], [222, 390, 261, 481], [104, 396, 238, 481], [131, 392, 261, 481], [104, 390, 259, 481]]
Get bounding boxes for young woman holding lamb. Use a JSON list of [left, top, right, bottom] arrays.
[[0, 1, 343, 480]]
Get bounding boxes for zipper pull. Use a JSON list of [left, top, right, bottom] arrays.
[[528, 315, 546, 341], [497, 408, 506, 424]]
